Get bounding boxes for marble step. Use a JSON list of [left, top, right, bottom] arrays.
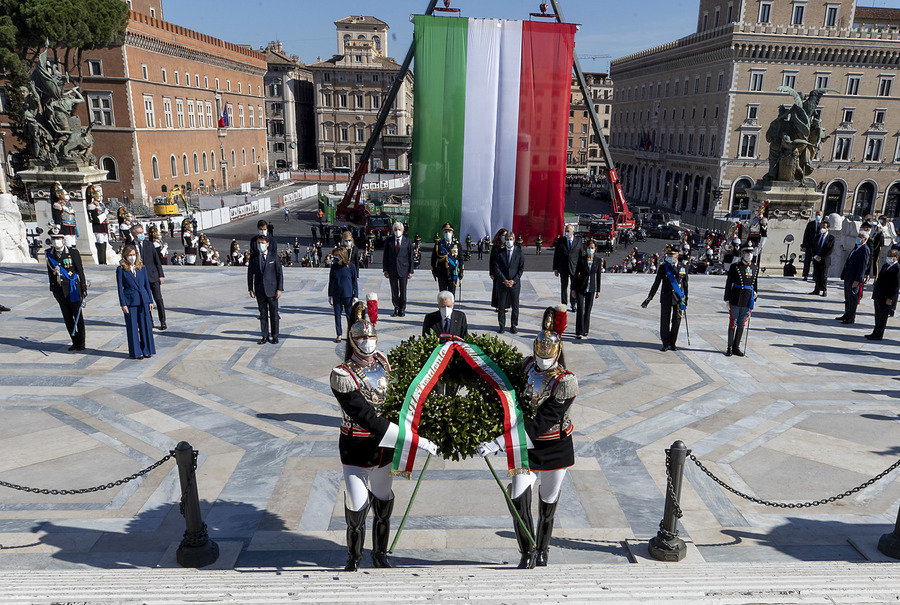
[[1, 562, 898, 604]]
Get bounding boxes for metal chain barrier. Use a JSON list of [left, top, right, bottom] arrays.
[[657, 449, 684, 542], [0, 452, 174, 496], [689, 454, 900, 509]]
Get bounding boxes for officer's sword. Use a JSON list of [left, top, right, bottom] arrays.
[[682, 304, 691, 346], [72, 299, 85, 336]]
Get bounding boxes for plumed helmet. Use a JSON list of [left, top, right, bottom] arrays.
[[181, 217, 192, 231], [533, 304, 567, 363], [51, 182, 68, 203], [85, 184, 103, 201], [117, 206, 131, 222], [348, 294, 378, 355]]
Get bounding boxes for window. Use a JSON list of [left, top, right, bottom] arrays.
[[580, 138, 587, 149], [356, 74, 363, 84], [815, 74, 830, 89], [202, 152, 208, 171], [323, 72, 331, 83], [747, 105, 758, 120], [88, 93, 113, 126], [205, 101, 213, 128], [88, 60, 102, 76], [356, 93, 364, 108], [739, 134, 757, 158], [161, 68, 167, 83], [226, 80, 231, 92], [782, 72, 797, 89], [340, 127, 349, 142], [195, 74, 200, 87], [182, 154, 189, 175], [238, 82, 242, 93], [878, 77, 893, 97], [710, 133, 717, 156], [874, 109, 886, 124], [252, 148, 256, 163], [705, 75, 711, 93], [568, 123, 574, 133], [185, 72, 190, 87], [750, 71, 764, 91], [249, 106, 254, 127], [792, 3, 805, 25], [100, 156, 118, 181], [175, 98, 184, 128], [163, 98, 173, 128], [339, 93, 347, 108], [674, 81, 680, 96], [187, 100, 195, 128], [152, 156, 159, 179], [141, 64, 148, 80], [727, 3, 733, 23], [175, 71, 179, 85], [865, 138, 883, 162], [825, 5, 838, 27], [356, 127, 364, 141], [714, 7, 720, 27], [834, 136, 852, 160], [694, 77, 700, 94], [215, 78, 219, 90], [241, 148, 246, 165], [842, 108, 854, 124], [170, 155, 177, 177], [143, 96, 155, 128], [231, 150, 236, 167], [683, 78, 689, 95], [193, 153, 199, 173], [702, 13, 708, 30], [204, 76, 208, 89], [323, 92, 332, 107], [238, 105, 244, 128], [372, 74, 379, 83], [759, 2, 772, 23], [847, 75, 861, 95]]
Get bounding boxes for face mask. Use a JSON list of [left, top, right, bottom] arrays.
[[820, 228, 827, 235], [815, 215, 822, 222], [443, 232, 452, 242], [888, 258, 898, 266], [587, 248, 596, 256], [855, 237, 863, 245], [439, 306, 453, 320], [505, 239, 515, 249], [665, 256, 676, 265], [355, 338, 376, 356], [136, 233, 145, 241], [127, 255, 137, 264], [742, 253, 753, 262], [535, 356, 556, 371], [258, 243, 267, 252], [565, 232, 574, 240], [258, 229, 267, 236], [53, 240, 64, 249], [343, 240, 352, 247], [394, 230, 403, 238]]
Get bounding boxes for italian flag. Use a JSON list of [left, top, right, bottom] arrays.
[[410, 16, 576, 244]]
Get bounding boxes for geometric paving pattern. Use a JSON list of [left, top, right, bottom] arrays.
[[0, 263, 898, 569]]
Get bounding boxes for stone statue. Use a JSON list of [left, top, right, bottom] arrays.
[[22, 44, 96, 167], [763, 86, 837, 184]]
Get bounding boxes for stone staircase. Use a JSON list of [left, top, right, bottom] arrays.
[[1, 562, 898, 604]]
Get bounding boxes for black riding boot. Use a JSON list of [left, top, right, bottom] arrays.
[[535, 496, 559, 567], [725, 327, 734, 357], [96, 242, 107, 264], [507, 485, 537, 569], [343, 499, 370, 572], [732, 327, 745, 356], [371, 492, 394, 568]]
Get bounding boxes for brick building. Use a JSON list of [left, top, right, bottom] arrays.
[[567, 72, 613, 176], [307, 16, 414, 172], [610, 0, 900, 220], [261, 42, 316, 171]]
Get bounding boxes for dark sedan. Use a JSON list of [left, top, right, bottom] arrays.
[[646, 224, 683, 240]]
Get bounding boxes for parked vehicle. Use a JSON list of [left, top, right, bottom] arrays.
[[647, 224, 683, 240]]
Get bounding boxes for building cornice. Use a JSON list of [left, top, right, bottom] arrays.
[[125, 30, 266, 78]]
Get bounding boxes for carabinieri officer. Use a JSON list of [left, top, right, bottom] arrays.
[[642, 245, 689, 351], [724, 244, 759, 357]]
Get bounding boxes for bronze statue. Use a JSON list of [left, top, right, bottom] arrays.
[[763, 86, 836, 184]]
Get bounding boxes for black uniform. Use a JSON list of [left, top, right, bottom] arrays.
[[870, 260, 900, 340], [46, 245, 88, 350], [330, 353, 394, 468], [431, 238, 464, 295], [724, 260, 759, 355], [521, 358, 577, 470], [645, 261, 689, 350]]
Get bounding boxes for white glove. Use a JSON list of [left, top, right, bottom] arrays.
[[351, 297, 358, 305], [476, 439, 502, 457], [417, 436, 438, 456]]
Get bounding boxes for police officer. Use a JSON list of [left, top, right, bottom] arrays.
[[431, 222, 464, 295], [642, 245, 689, 351], [45, 226, 88, 351], [724, 244, 759, 357]]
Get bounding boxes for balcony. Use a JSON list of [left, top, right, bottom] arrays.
[[382, 135, 412, 148]]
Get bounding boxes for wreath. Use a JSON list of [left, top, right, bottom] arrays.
[[382, 333, 532, 461]]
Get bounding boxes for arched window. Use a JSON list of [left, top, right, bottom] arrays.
[[202, 152, 208, 172], [343, 34, 350, 48], [182, 153, 189, 175], [170, 155, 177, 177], [373, 35, 381, 51], [152, 156, 160, 179], [193, 153, 199, 173], [824, 181, 846, 215], [855, 182, 876, 217], [884, 182, 900, 219], [100, 156, 118, 181], [231, 149, 236, 167], [251, 148, 256, 163], [732, 177, 753, 211], [241, 148, 246, 165], [358, 34, 366, 40], [211, 151, 216, 167]]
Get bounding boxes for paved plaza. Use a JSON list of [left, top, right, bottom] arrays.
[[0, 263, 898, 571]]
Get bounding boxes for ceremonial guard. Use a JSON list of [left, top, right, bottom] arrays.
[[50, 183, 78, 248], [181, 218, 198, 265], [478, 305, 577, 569], [642, 245, 689, 351], [329, 295, 437, 571], [724, 244, 759, 357], [45, 226, 87, 351], [229, 240, 242, 266], [431, 223, 464, 295], [86, 184, 110, 263], [720, 236, 740, 273], [198, 234, 213, 266], [117, 207, 134, 245], [152, 228, 168, 265]]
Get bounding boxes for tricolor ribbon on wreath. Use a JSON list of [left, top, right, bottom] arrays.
[[391, 339, 529, 478]]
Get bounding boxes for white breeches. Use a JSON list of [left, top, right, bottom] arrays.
[[343, 464, 393, 511], [185, 254, 197, 264], [94, 233, 108, 244], [510, 468, 567, 503], [64, 234, 77, 248]]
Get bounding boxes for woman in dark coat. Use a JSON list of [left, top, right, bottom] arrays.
[[328, 247, 359, 342], [572, 239, 602, 339], [489, 228, 508, 309], [116, 244, 156, 359]]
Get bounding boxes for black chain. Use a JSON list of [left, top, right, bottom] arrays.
[[657, 448, 684, 541], [690, 454, 900, 508], [0, 453, 174, 496]]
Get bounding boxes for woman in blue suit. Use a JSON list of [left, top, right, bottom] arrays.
[[117, 244, 156, 359], [328, 247, 358, 343]]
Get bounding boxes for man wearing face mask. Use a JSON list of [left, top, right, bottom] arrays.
[[382, 221, 414, 317], [800, 210, 823, 281], [331, 296, 438, 571], [247, 235, 283, 344], [867, 248, 900, 340], [45, 226, 88, 351], [552, 225, 582, 310], [493, 231, 524, 334], [572, 239, 602, 339], [724, 244, 759, 357], [477, 305, 577, 569], [422, 290, 468, 339], [837, 230, 870, 324], [132, 224, 167, 330], [431, 223, 464, 296], [810, 219, 834, 296], [642, 245, 688, 351], [249, 219, 277, 264]]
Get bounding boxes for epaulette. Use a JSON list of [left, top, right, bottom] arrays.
[[552, 371, 578, 401], [374, 351, 390, 372], [330, 366, 358, 394]]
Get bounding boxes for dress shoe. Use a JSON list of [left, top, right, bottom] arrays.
[[660, 344, 669, 351], [75, 345, 85, 351], [841, 319, 855, 324], [257, 337, 268, 345], [270, 337, 279, 344], [0, 304, 9, 312], [498, 327, 505, 334], [68, 344, 79, 351], [159, 323, 168, 330], [820, 291, 827, 297], [510, 326, 518, 334], [725, 348, 733, 357], [835, 315, 846, 321], [334, 336, 342, 343], [864, 334, 882, 340], [809, 290, 820, 296], [398, 310, 406, 317], [669, 345, 678, 351], [391, 310, 398, 317], [577, 334, 585, 340]]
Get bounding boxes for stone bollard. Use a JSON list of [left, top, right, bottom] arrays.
[[173, 441, 219, 568], [877, 502, 900, 560], [648, 440, 690, 562]]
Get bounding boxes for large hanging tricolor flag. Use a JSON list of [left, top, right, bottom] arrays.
[[409, 16, 576, 243], [391, 340, 529, 479]]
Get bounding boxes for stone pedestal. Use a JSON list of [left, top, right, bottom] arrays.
[[746, 181, 823, 272], [0, 193, 37, 264], [18, 165, 112, 265]]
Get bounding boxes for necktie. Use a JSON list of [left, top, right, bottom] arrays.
[[396, 238, 400, 251], [818, 234, 825, 252], [568, 239, 572, 250], [260, 252, 265, 272], [443, 317, 450, 333]]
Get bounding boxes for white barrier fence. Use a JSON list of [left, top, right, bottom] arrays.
[[324, 176, 409, 195], [282, 185, 318, 205]]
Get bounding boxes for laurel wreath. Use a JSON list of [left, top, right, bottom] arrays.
[[381, 333, 532, 461]]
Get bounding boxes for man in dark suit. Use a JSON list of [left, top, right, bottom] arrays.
[[493, 231, 524, 334], [45, 227, 88, 351], [800, 210, 823, 281], [810, 219, 834, 296], [422, 290, 468, 338], [867, 248, 899, 340], [383, 221, 414, 317], [249, 219, 277, 265], [247, 235, 284, 344], [837, 230, 871, 324], [131, 224, 167, 330], [552, 225, 582, 309]]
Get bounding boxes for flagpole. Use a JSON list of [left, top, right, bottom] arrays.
[[388, 453, 432, 554]]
